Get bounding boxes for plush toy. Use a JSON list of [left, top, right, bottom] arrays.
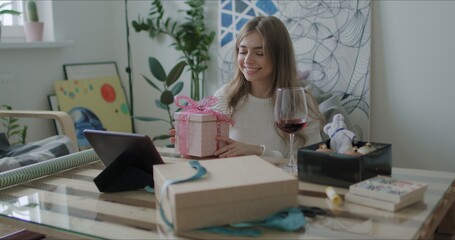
[[323, 114, 356, 154]]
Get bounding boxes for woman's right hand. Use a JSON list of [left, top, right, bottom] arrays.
[[169, 128, 176, 144]]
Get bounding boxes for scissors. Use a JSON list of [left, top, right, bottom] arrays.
[[299, 205, 328, 218]]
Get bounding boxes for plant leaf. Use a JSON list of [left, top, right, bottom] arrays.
[[155, 99, 168, 110], [166, 61, 186, 86], [148, 57, 166, 82], [171, 22, 177, 34], [0, 105, 12, 110], [152, 134, 171, 142], [0, 10, 21, 15], [19, 126, 27, 144], [171, 82, 184, 96], [132, 116, 168, 122], [9, 130, 21, 136], [142, 74, 161, 92]]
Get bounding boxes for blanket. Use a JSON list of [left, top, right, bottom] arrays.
[[0, 133, 77, 172]]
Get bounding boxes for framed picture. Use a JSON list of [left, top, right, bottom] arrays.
[[54, 76, 133, 149], [47, 94, 63, 135], [63, 61, 119, 80], [60, 62, 133, 148], [47, 94, 59, 111]]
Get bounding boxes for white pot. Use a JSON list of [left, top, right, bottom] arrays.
[[24, 22, 44, 42]]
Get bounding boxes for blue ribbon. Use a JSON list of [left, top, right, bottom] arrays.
[[145, 160, 207, 229]]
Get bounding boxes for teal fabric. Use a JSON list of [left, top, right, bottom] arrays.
[[144, 185, 154, 193], [199, 207, 306, 236], [199, 226, 261, 237], [230, 207, 305, 231]]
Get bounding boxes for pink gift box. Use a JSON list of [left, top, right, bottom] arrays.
[[174, 112, 230, 157]]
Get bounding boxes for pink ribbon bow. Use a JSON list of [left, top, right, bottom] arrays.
[[174, 95, 234, 155]]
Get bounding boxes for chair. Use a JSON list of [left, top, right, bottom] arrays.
[[0, 110, 78, 150], [0, 110, 77, 239]]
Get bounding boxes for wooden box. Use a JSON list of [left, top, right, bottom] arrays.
[[153, 155, 298, 232]]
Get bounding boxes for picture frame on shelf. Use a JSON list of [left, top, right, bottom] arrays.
[[63, 61, 120, 80], [47, 93, 62, 135]]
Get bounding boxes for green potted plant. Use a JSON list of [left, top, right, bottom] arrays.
[[23, 0, 43, 42], [0, 105, 28, 145], [132, 0, 215, 101], [129, 0, 214, 144], [0, 2, 21, 40], [133, 57, 186, 142]]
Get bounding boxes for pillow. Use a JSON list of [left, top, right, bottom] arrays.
[[0, 135, 77, 172]]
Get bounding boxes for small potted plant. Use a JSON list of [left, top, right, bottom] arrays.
[[23, 0, 43, 42], [0, 2, 21, 40]]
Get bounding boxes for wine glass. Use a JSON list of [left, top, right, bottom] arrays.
[[274, 87, 308, 176]]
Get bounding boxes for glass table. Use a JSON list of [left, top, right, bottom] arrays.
[[0, 148, 453, 239]]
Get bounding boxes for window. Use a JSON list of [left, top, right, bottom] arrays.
[[0, 0, 24, 25], [1, 1, 26, 41], [2, 0, 61, 44]]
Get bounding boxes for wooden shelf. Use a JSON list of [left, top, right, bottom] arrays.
[[0, 40, 73, 49]]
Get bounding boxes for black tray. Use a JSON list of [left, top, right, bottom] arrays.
[[297, 141, 392, 188]]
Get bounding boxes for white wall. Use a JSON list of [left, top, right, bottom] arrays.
[[0, 1, 453, 172], [371, 1, 455, 172]]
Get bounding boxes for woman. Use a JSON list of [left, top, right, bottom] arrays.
[[212, 15, 324, 158]]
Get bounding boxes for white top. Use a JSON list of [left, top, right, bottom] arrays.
[[213, 84, 322, 158]]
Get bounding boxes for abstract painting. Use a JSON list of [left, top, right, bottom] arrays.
[[54, 76, 132, 149]]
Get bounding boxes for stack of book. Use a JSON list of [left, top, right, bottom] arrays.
[[345, 175, 428, 211]]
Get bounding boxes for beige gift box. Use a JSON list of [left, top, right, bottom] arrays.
[[174, 112, 230, 157], [153, 155, 298, 232]]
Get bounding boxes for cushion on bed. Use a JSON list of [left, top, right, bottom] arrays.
[[0, 134, 77, 172]]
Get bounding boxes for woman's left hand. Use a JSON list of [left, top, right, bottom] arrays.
[[214, 136, 263, 157]]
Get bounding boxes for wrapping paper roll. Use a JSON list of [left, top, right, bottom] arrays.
[[0, 149, 99, 189]]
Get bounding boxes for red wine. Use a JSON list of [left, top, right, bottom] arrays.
[[276, 119, 307, 133]]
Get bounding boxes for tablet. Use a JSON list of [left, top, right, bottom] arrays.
[[83, 129, 164, 171]]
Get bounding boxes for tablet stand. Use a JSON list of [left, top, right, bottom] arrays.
[[94, 151, 154, 192]]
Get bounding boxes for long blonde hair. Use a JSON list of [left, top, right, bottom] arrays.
[[225, 15, 324, 146], [226, 16, 298, 109]]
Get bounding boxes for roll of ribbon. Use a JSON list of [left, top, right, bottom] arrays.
[[325, 186, 342, 206]]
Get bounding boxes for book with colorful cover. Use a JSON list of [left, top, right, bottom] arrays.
[[345, 191, 425, 211], [348, 175, 428, 203]]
